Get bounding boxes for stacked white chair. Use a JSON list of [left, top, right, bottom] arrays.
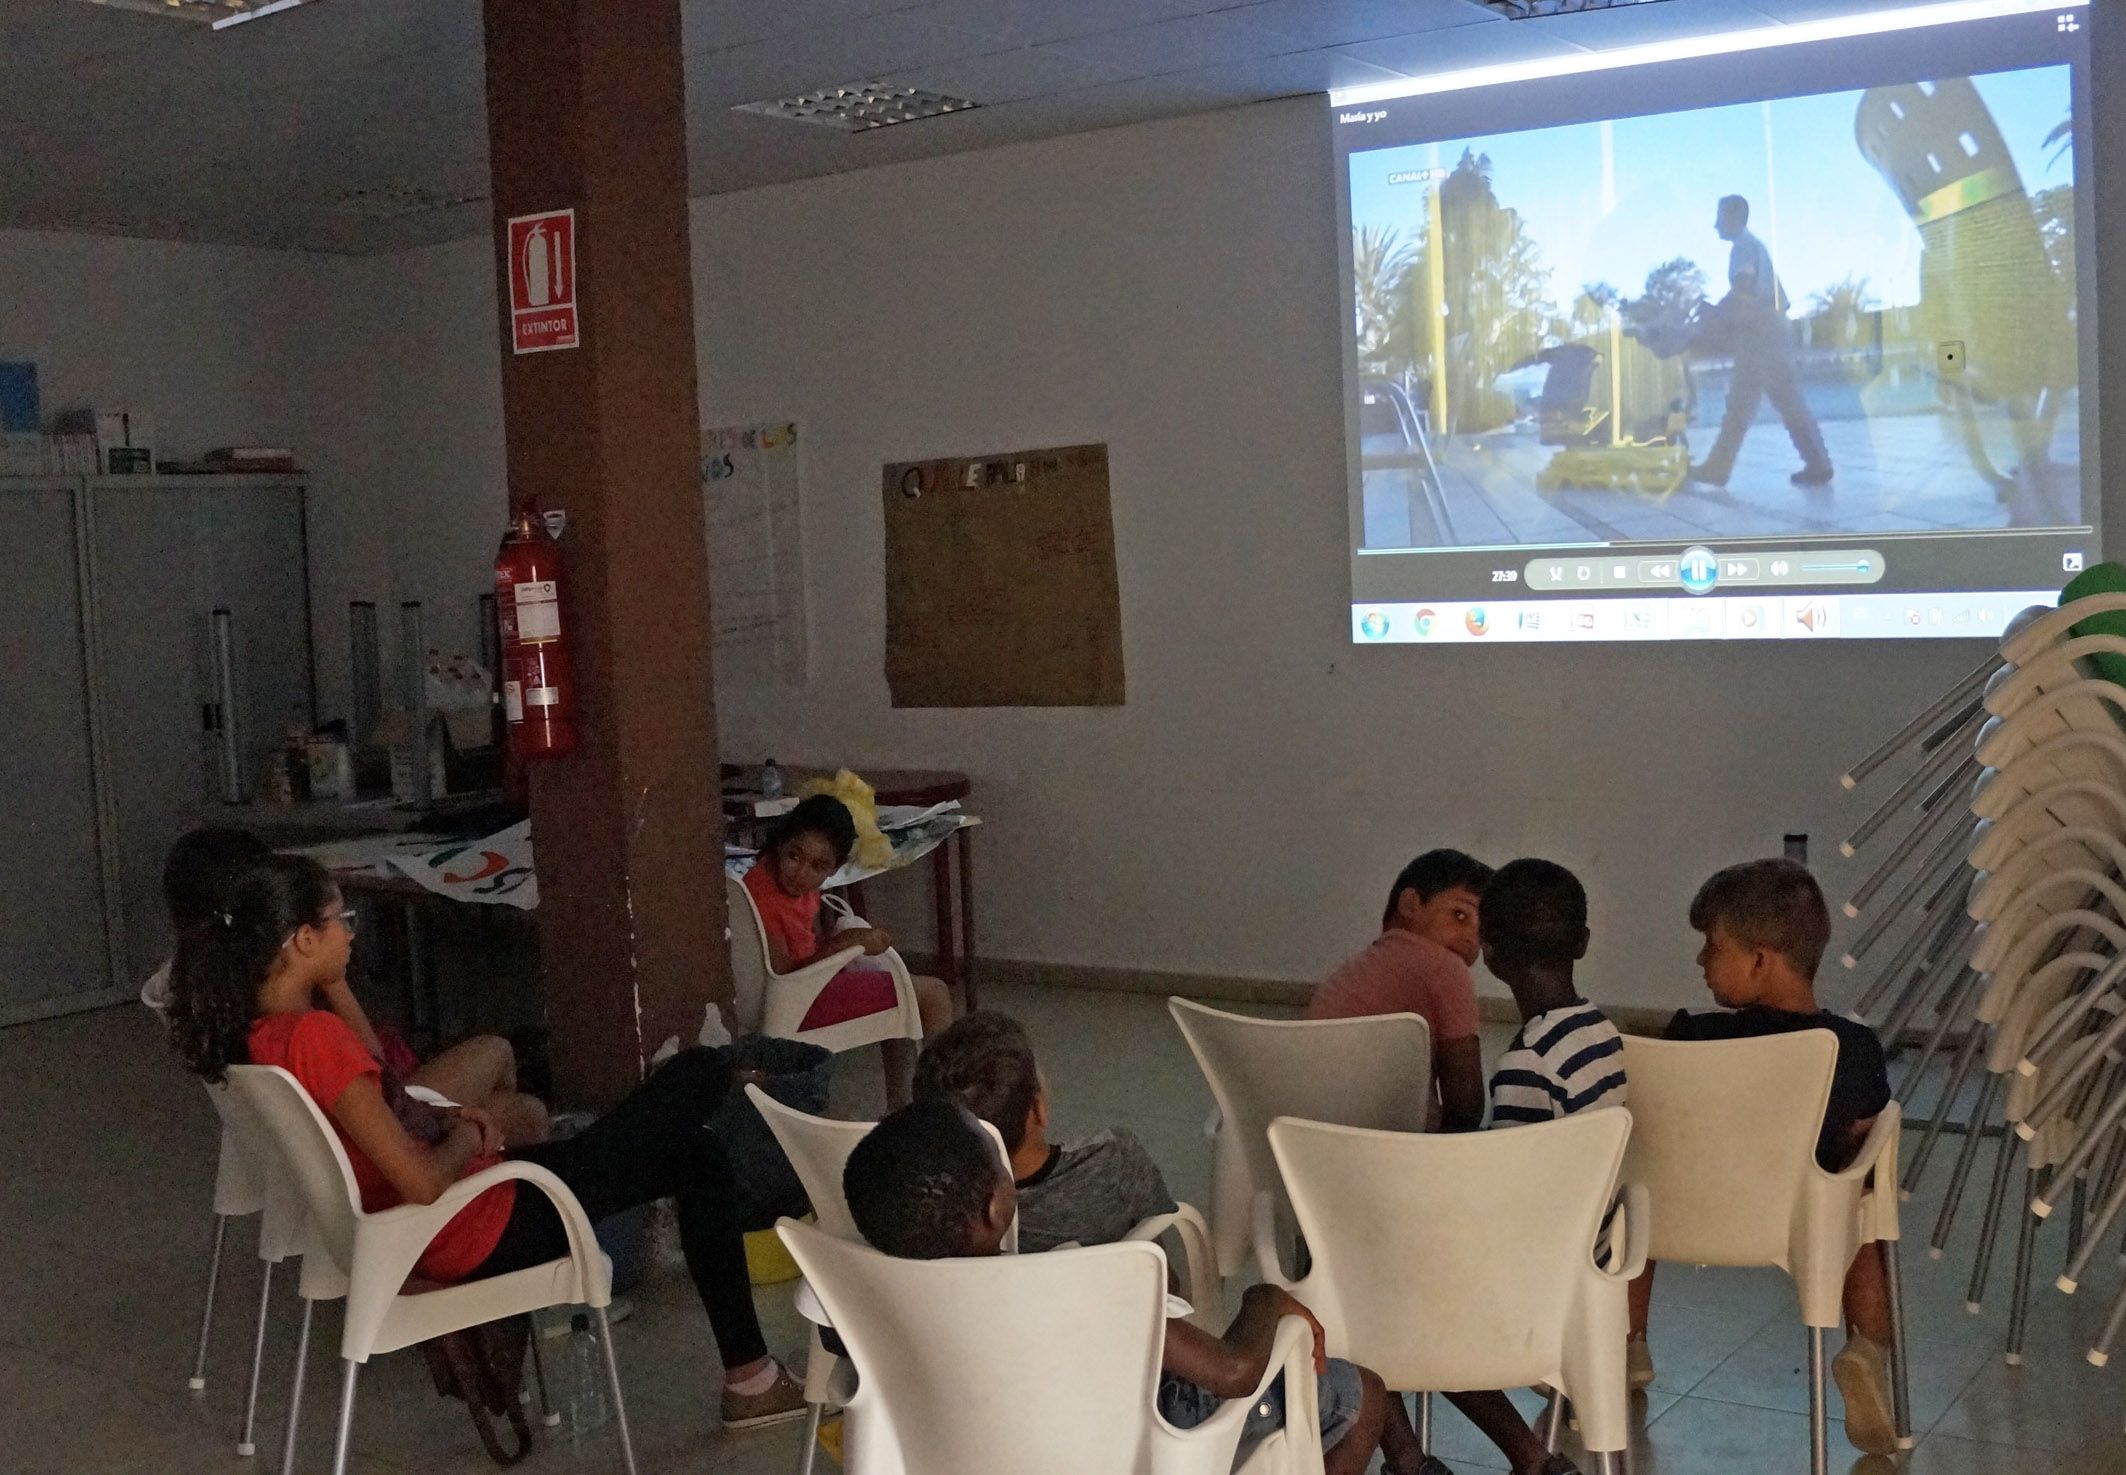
[[777, 1219, 1322, 1475], [1838, 582, 2126, 1385], [1167, 1000, 1432, 1277], [1255, 1109, 1644, 1475], [225, 1064, 634, 1475]]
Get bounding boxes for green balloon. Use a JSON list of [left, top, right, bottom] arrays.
[[2062, 562, 2126, 688]]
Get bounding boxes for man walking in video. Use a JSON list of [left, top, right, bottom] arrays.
[[1690, 195, 1834, 490]]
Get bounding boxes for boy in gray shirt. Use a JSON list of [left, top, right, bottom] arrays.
[[912, 1011, 1175, 1253]]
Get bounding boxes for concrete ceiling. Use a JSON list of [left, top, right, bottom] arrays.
[[0, 0, 1866, 254]]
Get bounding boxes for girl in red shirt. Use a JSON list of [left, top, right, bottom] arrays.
[[741, 795, 955, 1107], [167, 855, 807, 1430]]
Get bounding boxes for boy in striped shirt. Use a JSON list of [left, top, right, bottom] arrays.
[[1481, 859, 1627, 1126]]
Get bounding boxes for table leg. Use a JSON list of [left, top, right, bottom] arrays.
[[956, 827, 977, 1013], [406, 897, 435, 1049], [931, 838, 959, 1009]]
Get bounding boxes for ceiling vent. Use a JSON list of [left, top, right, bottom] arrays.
[[69, 0, 321, 27], [328, 185, 489, 220], [734, 84, 979, 132], [1481, 0, 1677, 15]]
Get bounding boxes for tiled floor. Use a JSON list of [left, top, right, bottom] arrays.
[[6, 983, 2126, 1474]]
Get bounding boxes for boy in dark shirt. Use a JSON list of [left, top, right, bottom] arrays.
[[842, 1100, 1425, 1475], [914, 1011, 1178, 1253], [1629, 859, 1895, 1455]]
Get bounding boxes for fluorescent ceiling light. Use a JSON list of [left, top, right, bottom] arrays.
[[735, 84, 979, 132], [1329, 0, 2088, 106], [69, 0, 255, 21], [1481, 0, 1678, 15], [64, 0, 323, 27], [212, 0, 322, 30]]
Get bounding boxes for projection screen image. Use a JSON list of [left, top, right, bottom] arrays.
[[1338, 3, 2096, 644]]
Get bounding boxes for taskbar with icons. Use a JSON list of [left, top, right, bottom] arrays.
[[1350, 591, 2060, 645]]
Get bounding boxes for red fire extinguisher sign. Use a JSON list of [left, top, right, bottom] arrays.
[[506, 209, 579, 354]]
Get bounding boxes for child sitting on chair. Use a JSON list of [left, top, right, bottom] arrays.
[[1482, 859, 1626, 1129], [150, 826, 548, 1146], [1629, 859, 1894, 1456], [1308, 849, 1493, 1130], [742, 794, 954, 1109], [913, 1010, 1176, 1253], [844, 1099, 1429, 1475]]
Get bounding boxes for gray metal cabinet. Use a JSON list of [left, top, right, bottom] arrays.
[[0, 479, 122, 1023], [0, 476, 313, 1022]]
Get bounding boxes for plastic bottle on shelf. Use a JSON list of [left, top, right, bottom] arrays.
[[759, 758, 784, 800]]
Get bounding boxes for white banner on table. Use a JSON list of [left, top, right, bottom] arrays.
[[387, 821, 538, 909], [703, 421, 807, 687]]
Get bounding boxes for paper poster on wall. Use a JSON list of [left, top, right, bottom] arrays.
[[882, 442, 1123, 707], [702, 421, 808, 686]]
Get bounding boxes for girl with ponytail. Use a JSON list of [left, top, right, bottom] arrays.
[[169, 855, 807, 1427]]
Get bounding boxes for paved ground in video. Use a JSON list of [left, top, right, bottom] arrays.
[[1361, 410, 2080, 549]]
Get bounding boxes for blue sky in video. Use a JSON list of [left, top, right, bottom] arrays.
[[1347, 65, 2073, 314]]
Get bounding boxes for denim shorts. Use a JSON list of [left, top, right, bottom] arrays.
[[1158, 1357, 1366, 1464]]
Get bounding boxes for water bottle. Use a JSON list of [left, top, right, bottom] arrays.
[[557, 1313, 611, 1439], [759, 758, 784, 800]]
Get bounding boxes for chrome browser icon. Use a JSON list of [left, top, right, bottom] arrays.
[[1413, 608, 1437, 638]]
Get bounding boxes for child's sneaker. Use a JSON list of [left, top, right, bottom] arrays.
[[1832, 1333, 1896, 1455], [1626, 1335, 1654, 1391], [720, 1363, 808, 1430]]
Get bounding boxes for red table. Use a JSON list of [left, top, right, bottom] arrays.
[[725, 766, 979, 1011]]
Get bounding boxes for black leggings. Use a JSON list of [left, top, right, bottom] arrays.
[[467, 1048, 768, 1369]]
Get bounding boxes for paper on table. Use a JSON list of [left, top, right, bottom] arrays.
[[386, 821, 539, 909], [294, 833, 453, 878], [875, 800, 961, 832]]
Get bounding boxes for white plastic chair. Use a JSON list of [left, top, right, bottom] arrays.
[[1255, 1109, 1643, 1475], [748, 1088, 875, 1475], [1168, 999, 1432, 1275], [188, 1096, 263, 1391], [1618, 1034, 1910, 1475], [191, 1082, 322, 1460], [777, 1218, 1322, 1475], [726, 873, 922, 1053], [224, 1064, 634, 1475]]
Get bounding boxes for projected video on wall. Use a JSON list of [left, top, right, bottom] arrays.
[[1338, 2, 2096, 643]]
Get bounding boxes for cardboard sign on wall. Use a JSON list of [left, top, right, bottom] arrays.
[[883, 442, 1123, 707]]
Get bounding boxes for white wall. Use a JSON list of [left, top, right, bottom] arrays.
[[288, 97, 2017, 1014], [0, 227, 320, 456], [17, 85, 2099, 1014]]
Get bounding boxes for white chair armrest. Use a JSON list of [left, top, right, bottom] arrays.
[[1126, 1203, 1219, 1327], [357, 1159, 605, 1303], [1597, 1183, 1651, 1282], [1826, 1104, 1904, 1245], [1153, 1315, 1322, 1473], [758, 942, 870, 1039], [1250, 1189, 1298, 1291], [1824, 1105, 1902, 1188]]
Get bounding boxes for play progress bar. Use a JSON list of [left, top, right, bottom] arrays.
[[1523, 547, 1887, 593]]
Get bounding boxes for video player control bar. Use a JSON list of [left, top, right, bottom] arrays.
[[1522, 547, 1886, 594]]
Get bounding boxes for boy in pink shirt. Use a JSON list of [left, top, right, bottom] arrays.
[[1308, 849, 1491, 1131]]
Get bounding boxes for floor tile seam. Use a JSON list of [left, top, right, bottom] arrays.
[[1643, 1303, 1785, 1402]]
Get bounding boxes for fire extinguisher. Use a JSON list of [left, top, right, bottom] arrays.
[[493, 510, 578, 763]]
